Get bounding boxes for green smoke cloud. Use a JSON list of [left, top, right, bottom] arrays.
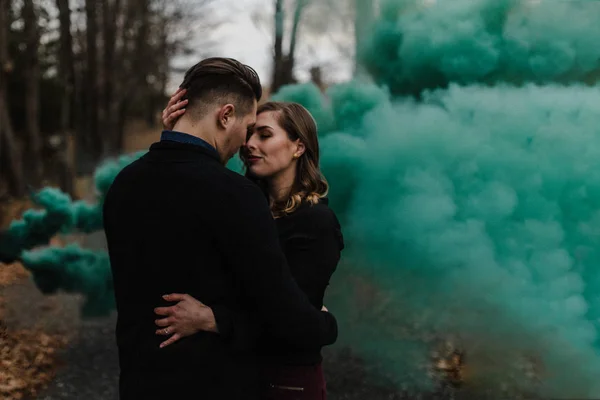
[[267, 0, 600, 393], [21, 244, 114, 317], [363, 0, 600, 96], [309, 82, 600, 397]]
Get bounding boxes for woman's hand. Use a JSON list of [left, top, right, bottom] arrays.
[[154, 293, 217, 348], [162, 88, 188, 130]]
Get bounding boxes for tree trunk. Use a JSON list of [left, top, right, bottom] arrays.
[[56, 0, 76, 197], [104, 0, 150, 155], [354, 0, 374, 79], [101, 0, 119, 151], [0, 0, 24, 197], [271, 0, 285, 94], [22, 0, 43, 186], [85, 0, 102, 162], [286, 0, 306, 84], [272, 0, 306, 94], [310, 66, 324, 91], [56, 0, 76, 129]]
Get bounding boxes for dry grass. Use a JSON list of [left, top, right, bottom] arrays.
[[0, 321, 68, 400], [0, 259, 69, 400]]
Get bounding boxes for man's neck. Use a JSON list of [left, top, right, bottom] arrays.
[[172, 119, 226, 164]]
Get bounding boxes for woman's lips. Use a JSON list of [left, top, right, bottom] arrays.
[[247, 156, 262, 163]]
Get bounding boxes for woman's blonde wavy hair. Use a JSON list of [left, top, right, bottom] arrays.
[[240, 101, 328, 218]]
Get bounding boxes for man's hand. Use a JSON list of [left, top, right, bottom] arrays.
[[154, 293, 217, 348], [162, 88, 188, 130]]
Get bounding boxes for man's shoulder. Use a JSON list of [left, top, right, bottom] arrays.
[[219, 170, 267, 204], [105, 154, 267, 212]]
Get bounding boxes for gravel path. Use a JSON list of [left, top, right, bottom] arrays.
[[27, 308, 403, 400], [36, 313, 119, 400]]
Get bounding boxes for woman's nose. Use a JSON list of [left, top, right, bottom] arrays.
[[246, 137, 257, 150]]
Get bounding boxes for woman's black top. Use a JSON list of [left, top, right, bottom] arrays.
[[263, 197, 344, 365], [213, 197, 344, 366], [276, 198, 343, 310]]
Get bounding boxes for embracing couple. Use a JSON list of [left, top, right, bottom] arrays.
[[103, 57, 344, 399]]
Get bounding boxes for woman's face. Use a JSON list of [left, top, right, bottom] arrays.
[[245, 111, 303, 179]]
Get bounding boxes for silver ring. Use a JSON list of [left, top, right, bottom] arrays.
[[164, 328, 169, 335]]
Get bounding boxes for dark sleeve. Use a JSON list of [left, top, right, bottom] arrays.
[[216, 182, 338, 349], [284, 206, 343, 308], [211, 304, 262, 352], [211, 206, 343, 350]]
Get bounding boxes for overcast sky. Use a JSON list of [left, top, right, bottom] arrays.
[[168, 0, 355, 93]]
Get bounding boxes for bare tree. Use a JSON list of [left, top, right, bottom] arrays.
[[56, 0, 76, 196], [101, 0, 119, 142], [253, 0, 358, 91], [0, 0, 222, 190], [22, 0, 43, 185], [0, 0, 24, 197], [271, 0, 309, 94], [107, 0, 151, 154], [85, 0, 101, 160]]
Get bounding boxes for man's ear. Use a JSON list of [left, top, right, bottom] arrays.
[[218, 104, 235, 129]]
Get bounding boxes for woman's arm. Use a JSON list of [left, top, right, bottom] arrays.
[[284, 204, 344, 308]]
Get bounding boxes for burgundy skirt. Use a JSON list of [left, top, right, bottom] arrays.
[[262, 363, 327, 400]]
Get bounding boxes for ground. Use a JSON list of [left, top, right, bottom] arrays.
[[0, 268, 407, 400], [2, 252, 458, 400]]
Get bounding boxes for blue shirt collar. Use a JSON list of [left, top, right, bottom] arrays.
[[160, 130, 218, 157]]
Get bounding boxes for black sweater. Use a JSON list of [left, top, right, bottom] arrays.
[[266, 198, 344, 365], [214, 199, 344, 366], [102, 140, 338, 399], [276, 198, 343, 309]]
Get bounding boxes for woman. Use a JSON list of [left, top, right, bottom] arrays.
[[155, 91, 344, 400]]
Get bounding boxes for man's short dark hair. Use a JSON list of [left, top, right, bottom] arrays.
[[179, 57, 262, 120]]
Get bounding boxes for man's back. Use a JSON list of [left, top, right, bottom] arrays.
[[103, 141, 260, 398]]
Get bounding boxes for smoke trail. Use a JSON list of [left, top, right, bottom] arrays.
[[0, 152, 144, 317], [362, 0, 600, 96], [20, 244, 114, 317], [0, 152, 145, 259]]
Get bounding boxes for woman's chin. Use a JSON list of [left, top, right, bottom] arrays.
[[247, 166, 265, 178]]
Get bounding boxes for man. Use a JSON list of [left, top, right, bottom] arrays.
[[103, 57, 338, 399]]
